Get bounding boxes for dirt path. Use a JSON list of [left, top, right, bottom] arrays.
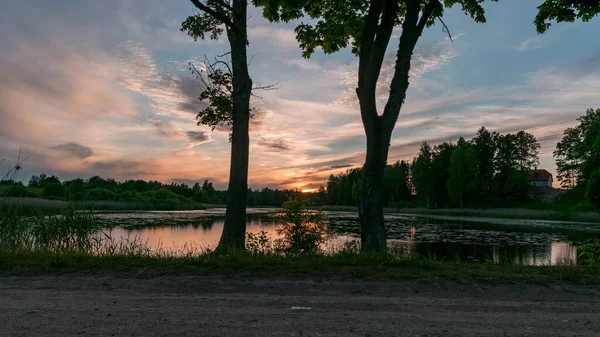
[[1, 275, 599, 336]]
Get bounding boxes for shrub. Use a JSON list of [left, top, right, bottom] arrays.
[[579, 240, 600, 265], [3, 185, 36, 198], [85, 188, 119, 201], [42, 182, 65, 198], [246, 231, 272, 254], [274, 194, 327, 256], [586, 169, 600, 210]]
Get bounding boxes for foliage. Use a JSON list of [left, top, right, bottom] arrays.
[[12, 173, 324, 208], [578, 239, 600, 266], [274, 194, 327, 256], [586, 169, 600, 210], [85, 188, 119, 201], [42, 182, 65, 198], [3, 185, 37, 198], [0, 207, 100, 254], [245, 230, 273, 254], [535, 0, 600, 34], [447, 144, 476, 208], [554, 108, 600, 188], [254, 0, 494, 58], [327, 126, 540, 209]]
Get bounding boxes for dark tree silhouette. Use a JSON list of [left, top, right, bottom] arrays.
[[254, 0, 498, 252], [181, 0, 254, 250], [535, 0, 600, 33]]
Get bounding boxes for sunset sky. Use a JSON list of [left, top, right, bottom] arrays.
[[1, 0, 599, 190]]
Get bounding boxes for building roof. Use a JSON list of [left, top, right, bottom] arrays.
[[528, 169, 552, 181]]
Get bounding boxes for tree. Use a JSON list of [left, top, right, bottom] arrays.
[[255, 0, 496, 251], [351, 180, 359, 207], [535, 0, 600, 33], [383, 160, 412, 205], [472, 127, 498, 204], [587, 168, 600, 210], [411, 142, 434, 209], [554, 108, 600, 188], [182, 0, 254, 250], [514, 131, 540, 171], [447, 145, 476, 209]]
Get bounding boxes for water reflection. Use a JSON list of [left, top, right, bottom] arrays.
[[94, 210, 591, 265]]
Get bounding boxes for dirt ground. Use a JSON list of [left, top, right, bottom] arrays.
[[1, 275, 599, 337]]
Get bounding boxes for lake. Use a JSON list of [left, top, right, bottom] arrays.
[[93, 208, 600, 265]]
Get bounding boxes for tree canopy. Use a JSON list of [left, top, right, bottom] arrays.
[[535, 0, 600, 33]]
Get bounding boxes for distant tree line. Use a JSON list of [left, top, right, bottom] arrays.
[[2, 112, 598, 211], [326, 126, 542, 209], [2, 173, 312, 208]]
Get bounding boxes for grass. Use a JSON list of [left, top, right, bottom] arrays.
[[317, 205, 600, 223], [2, 203, 600, 284], [2, 250, 600, 284]]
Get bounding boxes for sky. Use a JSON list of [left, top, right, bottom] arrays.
[[0, 0, 599, 190]]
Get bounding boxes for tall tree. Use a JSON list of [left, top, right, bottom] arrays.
[[554, 108, 600, 188], [255, 0, 497, 251], [514, 131, 540, 171], [587, 168, 600, 210], [411, 142, 434, 209], [182, 0, 253, 250], [472, 126, 498, 204], [447, 145, 476, 209]]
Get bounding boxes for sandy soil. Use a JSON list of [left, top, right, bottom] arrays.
[[1, 275, 599, 336]]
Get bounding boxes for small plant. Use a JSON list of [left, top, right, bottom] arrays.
[[246, 230, 272, 254], [578, 239, 600, 265], [273, 194, 328, 256]]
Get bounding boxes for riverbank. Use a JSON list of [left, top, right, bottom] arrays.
[[2, 251, 600, 284], [317, 205, 600, 223]]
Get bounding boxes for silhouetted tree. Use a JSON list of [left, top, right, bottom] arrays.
[[447, 144, 476, 209], [554, 109, 600, 188], [255, 0, 499, 251], [181, 0, 255, 250], [587, 168, 600, 210]]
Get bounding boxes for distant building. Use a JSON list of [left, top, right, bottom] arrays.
[[528, 169, 553, 187]]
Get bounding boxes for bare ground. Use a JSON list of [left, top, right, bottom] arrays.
[[1, 275, 599, 337]]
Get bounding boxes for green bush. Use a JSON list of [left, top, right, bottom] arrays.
[[586, 169, 600, 210], [42, 182, 65, 198], [579, 240, 600, 265], [85, 188, 119, 201], [3, 185, 37, 198], [275, 195, 327, 256], [571, 202, 597, 212]]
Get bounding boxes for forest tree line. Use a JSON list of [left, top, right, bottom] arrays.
[[2, 110, 599, 210], [1, 174, 302, 208], [327, 109, 600, 210], [326, 126, 542, 209]]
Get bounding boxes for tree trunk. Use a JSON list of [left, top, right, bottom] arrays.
[[216, 0, 252, 251], [355, 0, 434, 252], [359, 116, 391, 253]]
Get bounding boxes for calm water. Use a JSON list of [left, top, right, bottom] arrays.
[[94, 208, 600, 265]]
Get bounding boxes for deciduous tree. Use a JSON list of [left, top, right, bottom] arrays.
[[182, 0, 253, 250]]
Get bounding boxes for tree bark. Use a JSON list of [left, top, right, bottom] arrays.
[[216, 0, 252, 251], [356, 0, 436, 252], [359, 116, 392, 252]]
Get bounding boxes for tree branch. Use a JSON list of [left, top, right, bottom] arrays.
[[438, 17, 453, 42], [357, 0, 384, 90], [416, 0, 438, 34], [189, 0, 243, 34]]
